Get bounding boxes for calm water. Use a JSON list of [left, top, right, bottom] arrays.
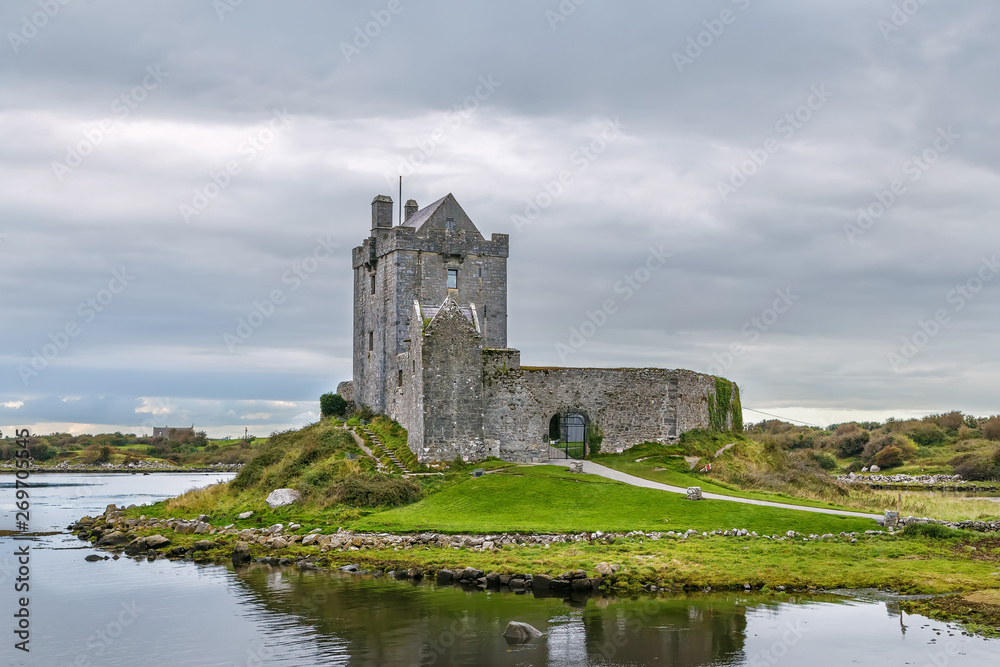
[[1, 473, 999, 666]]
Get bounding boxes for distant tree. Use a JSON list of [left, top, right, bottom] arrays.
[[982, 417, 1000, 441], [905, 421, 948, 447], [930, 412, 965, 432]]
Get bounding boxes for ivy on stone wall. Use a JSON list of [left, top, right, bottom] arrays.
[[731, 383, 743, 431], [707, 377, 742, 432]]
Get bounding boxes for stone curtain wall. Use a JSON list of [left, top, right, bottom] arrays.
[[482, 350, 722, 462]]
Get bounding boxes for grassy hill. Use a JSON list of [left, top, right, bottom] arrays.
[[136, 418, 880, 536]]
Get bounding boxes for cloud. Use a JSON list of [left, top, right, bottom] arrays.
[[239, 412, 272, 421], [2, 0, 999, 435]]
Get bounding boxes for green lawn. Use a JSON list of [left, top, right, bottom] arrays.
[[351, 465, 876, 535]]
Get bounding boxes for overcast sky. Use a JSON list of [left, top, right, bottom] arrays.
[[1, 0, 998, 437]]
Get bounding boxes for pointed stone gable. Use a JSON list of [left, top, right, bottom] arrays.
[[424, 297, 481, 338], [400, 193, 483, 238]]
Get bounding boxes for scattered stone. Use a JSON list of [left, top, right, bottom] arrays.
[[502, 621, 543, 643], [144, 534, 171, 550], [237, 511, 254, 519], [302, 534, 320, 547], [594, 562, 615, 576], [869, 465, 881, 473], [338, 564, 360, 573], [124, 538, 148, 556], [95, 531, 130, 548], [436, 569, 454, 585], [192, 540, 215, 552], [686, 486, 703, 501], [265, 488, 301, 508]]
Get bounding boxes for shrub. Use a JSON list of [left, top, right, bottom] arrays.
[[353, 403, 376, 422], [982, 417, 1000, 441], [874, 445, 903, 469], [812, 452, 837, 471], [906, 421, 948, 447], [951, 447, 1000, 481], [331, 474, 423, 508], [586, 422, 604, 456], [27, 441, 53, 461], [835, 430, 870, 457], [320, 393, 348, 418]]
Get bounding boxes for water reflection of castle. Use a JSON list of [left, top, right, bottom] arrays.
[[233, 567, 748, 666]]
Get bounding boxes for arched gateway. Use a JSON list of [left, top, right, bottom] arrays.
[[548, 411, 588, 460]]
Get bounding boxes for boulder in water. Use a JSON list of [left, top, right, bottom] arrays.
[[232, 541, 252, 566], [95, 531, 130, 548], [502, 621, 543, 643]]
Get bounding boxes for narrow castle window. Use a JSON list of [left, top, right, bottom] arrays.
[[412, 360, 416, 373], [445, 216, 455, 231], [447, 268, 458, 289], [398, 370, 403, 387], [368, 331, 373, 351], [370, 273, 375, 294]]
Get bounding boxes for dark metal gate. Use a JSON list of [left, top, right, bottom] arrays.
[[548, 412, 587, 459]]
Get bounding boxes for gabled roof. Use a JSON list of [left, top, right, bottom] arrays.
[[418, 297, 481, 334], [401, 193, 482, 238]]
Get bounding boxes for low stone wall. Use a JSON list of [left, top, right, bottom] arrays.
[[895, 516, 1000, 532]]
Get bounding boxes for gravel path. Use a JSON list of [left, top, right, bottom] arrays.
[[547, 459, 882, 520]]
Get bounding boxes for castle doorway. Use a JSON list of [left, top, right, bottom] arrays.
[[547, 412, 587, 460]]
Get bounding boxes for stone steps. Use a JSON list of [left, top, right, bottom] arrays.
[[362, 428, 409, 474]]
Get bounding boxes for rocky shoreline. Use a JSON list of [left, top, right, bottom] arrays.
[[66, 504, 911, 596]]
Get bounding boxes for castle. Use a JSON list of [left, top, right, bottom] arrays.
[[338, 193, 741, 463]]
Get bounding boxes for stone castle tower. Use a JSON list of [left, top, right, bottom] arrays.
[[351, 193, 509, 413], [345, 193, 740, 463]]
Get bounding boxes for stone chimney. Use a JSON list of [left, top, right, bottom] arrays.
[[371, 195, 393, 231], [404, 199, 419, 221]]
